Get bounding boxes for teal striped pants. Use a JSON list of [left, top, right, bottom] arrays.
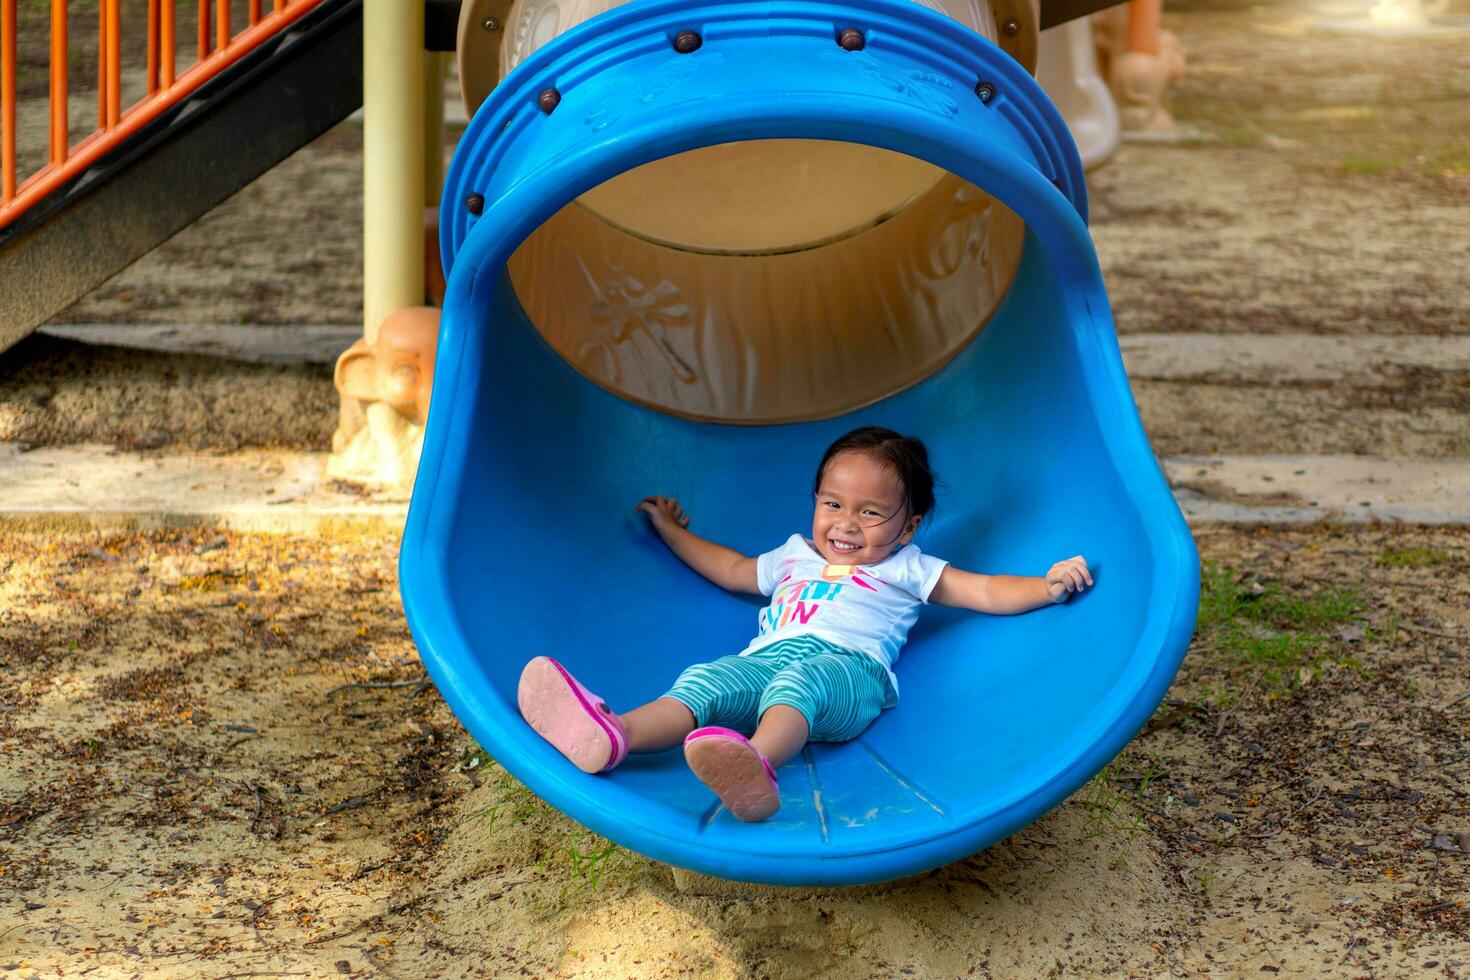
[[663, 636, 893, 742]]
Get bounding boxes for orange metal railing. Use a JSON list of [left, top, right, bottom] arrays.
[[1, 0, 330, 231]]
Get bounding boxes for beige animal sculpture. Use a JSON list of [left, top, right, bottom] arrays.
[[330, 306, 441, 488]]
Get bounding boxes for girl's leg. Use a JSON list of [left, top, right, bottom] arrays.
[[648, 653, 781, 750], [620, 697, 696, 753], [748, 705, 810, 769], [760, 651, 889, 754], [680, 643, 827, 823]]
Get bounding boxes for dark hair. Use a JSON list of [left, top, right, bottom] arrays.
[[812, 426, 937, 522]]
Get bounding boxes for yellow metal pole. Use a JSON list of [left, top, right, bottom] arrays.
[[363, 0, 425, 344], [423, 51, 446, 207]]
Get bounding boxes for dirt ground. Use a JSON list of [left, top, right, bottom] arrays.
[[1, 525, 1467, 978], [2, 0, 1470, 977]]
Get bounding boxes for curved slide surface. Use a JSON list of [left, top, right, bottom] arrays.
[[401, 0, 1199, 885]]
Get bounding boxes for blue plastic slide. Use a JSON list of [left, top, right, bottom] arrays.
[[400, 0, 1200, 885]]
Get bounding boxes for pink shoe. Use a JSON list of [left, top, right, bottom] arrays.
[[683, 727, 780, 823], [517, 657, 629, 773]]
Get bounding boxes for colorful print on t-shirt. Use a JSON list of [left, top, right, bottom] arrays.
[[759, 564, 886, 633]]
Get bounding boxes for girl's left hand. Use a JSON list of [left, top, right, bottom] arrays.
[[1045, 556, 1092, 603]]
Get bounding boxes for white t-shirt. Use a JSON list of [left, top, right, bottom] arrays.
[[739, 533, 949, 701]]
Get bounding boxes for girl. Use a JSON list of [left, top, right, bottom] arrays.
[[517, 427, 1092, 822]]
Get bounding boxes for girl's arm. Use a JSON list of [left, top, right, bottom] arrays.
[[929, 556, 1092, 614], [635, 496, 760, 595]]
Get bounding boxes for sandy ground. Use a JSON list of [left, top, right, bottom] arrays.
[[2, 0, 1469, 976], [0, 334, 338, 451], [1, 525, 1467, 978]]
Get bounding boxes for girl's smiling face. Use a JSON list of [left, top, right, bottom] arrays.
[[811, 451, 922, 566]]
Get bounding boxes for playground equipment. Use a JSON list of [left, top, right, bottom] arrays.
[[401, 0, 1199, 885], [1036, 17, 1119, 169], [0, 0, 1161, 481], [0, 0, 362, 353]]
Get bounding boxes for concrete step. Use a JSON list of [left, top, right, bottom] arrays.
[[0, 443, 407, 534], [3, 444, 1468, 532], [1164, 455, 1470, 525], [1119, 333, 1470, 382], [37, 323, 361, 365]]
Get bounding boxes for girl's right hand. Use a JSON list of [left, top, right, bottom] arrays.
[[636, 495, 691, 531], [1044, 555, 1092, 603]]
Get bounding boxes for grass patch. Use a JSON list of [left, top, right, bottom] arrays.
[[1194, 562, 1365, 695], [1255, 584, 1362, 631], [1340, 154, 1402, 175], [1339, 146, 1468, 178], [541, 832, 639, 893], [465, 752, 546, 831], [1378, 546, 1452, 568], [528, 829, 644, 914], [1190, 870, 1217, 907], [1421, 145, 1470, 177], [1215, 126, 1260, 148], [1076, 756, 1167, 842]]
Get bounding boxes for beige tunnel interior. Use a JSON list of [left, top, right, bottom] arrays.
[[458, 0, 1040, 423]]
